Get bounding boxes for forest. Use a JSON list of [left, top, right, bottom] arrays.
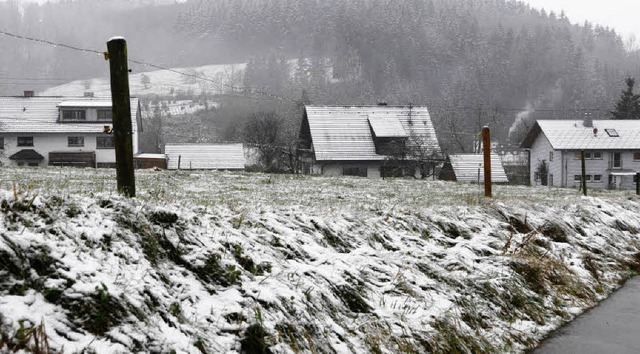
[[1, 0, 639, 159]]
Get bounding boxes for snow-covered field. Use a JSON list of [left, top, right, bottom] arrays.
[[40, 62, 246, 98], [1, 167, 639, 353]]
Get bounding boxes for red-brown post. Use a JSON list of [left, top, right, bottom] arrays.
[[482, 126, 492, 197], [107, 37, 135, 197]]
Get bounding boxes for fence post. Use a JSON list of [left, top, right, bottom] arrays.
[[107, 37, 135, 197], [636, 172, 639, 195], [581, 150, 587, 197], [482, 126, 492, 197]]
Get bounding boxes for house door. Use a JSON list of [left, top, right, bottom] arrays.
[[613, 152, 622, 169]]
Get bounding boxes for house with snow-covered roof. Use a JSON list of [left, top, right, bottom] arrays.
[[439, 154, 509, 184], [298, 105, 442, 178], [165, 143, 246, 170], [521, 119, 640, 189], [0, 92, 141, 167]]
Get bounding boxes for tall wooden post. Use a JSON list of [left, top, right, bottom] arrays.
[[482, 126, 492, 197], [107, 37, 135, 197], [581, 150, 587, 197], [636, 172, 639, 195]]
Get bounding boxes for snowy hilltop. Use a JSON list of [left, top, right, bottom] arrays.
[[1, 168, 639, 353]]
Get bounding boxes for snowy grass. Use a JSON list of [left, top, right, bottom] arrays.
[[1, 167, 639, 353]]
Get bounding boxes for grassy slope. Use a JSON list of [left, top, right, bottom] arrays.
[[1, 168, 640, 353]]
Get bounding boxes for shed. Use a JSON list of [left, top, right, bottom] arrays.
[[439, 154, 509, 183], [165, 144, 245, 170], [135, 153, 167, 169]]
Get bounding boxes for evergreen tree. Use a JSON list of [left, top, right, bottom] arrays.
[[611, 77, 640, 119]]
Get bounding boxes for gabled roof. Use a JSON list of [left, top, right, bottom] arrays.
[[448, 154, 509, 183], [165, 144, 245, 170], [0, 96, 139, 134], [9, 149, 45, 161], [521, 120, 640, 150], [304, 106, 440, 161]]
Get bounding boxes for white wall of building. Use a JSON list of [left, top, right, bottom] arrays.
[[0, 134, 116, 166]]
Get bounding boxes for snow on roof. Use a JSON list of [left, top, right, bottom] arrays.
[[0, 96, 139, 134], [367, 116, 408, 138], [522, 120, 640, 150], [135, 153, 167, 159], [58, 100, 112, 108], [448, 154, 509, 183], [165, 144, 245, 170], [304, 106, 440, 161]]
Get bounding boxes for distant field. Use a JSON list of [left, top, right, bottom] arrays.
[[0, 167, 629, 212], [40, 62, 246, 98]]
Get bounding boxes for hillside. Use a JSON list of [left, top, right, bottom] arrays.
[[39, 62, 246, 98], [1, 168, 640, 353]]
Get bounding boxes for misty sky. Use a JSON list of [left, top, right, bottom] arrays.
[[524, 0, 640, 40]]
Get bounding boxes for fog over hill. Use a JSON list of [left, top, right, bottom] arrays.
[[2, 0, 640, 151]]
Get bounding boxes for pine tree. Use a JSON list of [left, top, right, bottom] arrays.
[[611, 77, 640, 119]]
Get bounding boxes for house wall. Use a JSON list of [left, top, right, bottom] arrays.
[[529, 133, 562, 186], [562, 151, 640, 189], [0, 134, 116, 167], [303, 161, 382, 178]]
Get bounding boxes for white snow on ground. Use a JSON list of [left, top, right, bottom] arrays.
[[0, 167, 639, 353], [39, 62, 246, 98]]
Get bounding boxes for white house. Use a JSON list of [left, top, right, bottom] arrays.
[[521, 119, 640, 189], [165, 143, 246, 170], [439, 154, 509, 183], [0, 93, 141, 167], [298, 105, 442, 178]]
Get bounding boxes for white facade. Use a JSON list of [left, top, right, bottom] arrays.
[[0, 134, 116, 166]]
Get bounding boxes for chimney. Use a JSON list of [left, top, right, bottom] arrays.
[[23, 91, 34, 97], [83, 92, 94, 98], [583, 113, 593, 128]]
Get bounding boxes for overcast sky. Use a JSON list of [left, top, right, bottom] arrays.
[[524, 0, 640, 40]]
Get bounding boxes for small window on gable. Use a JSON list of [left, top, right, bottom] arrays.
[[549, 151, 554, 161], [605, 129, 619, 137], [97, 109, 112, 121], [62, 109, 86, 121]]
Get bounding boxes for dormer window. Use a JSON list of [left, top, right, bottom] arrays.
[[62, 109, 86, 121], [605, 129, 619, 137], [97, 109, 112, 121]]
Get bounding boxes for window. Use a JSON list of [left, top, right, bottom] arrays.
[[343, 166, 367, 177], [592, 152, 603, 160], [68, 136, 84, 147], [62, 109, 86, 121], [97, 162, 117, 168], [574, 175, 582, 182], [0, 136, 4, 149], [593, 175, 602, 182], [575, 151, 603, 160], [613, 152, 622, 169], [17, 136, 33, 147], [97, 110, 112, 121], [605, 129, 619, 137], [549, 151, 554, 161], [96, 136, 114, 149], [634, 152, 640, 161]]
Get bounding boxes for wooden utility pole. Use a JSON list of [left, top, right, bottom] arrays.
[[107, 37, 135, 197], [482, 126, 492, 198], [581, 150, 587, 197], [636, 172, 639, 196]]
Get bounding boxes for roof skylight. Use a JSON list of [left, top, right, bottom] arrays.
[[605, 129, 619, 137]]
